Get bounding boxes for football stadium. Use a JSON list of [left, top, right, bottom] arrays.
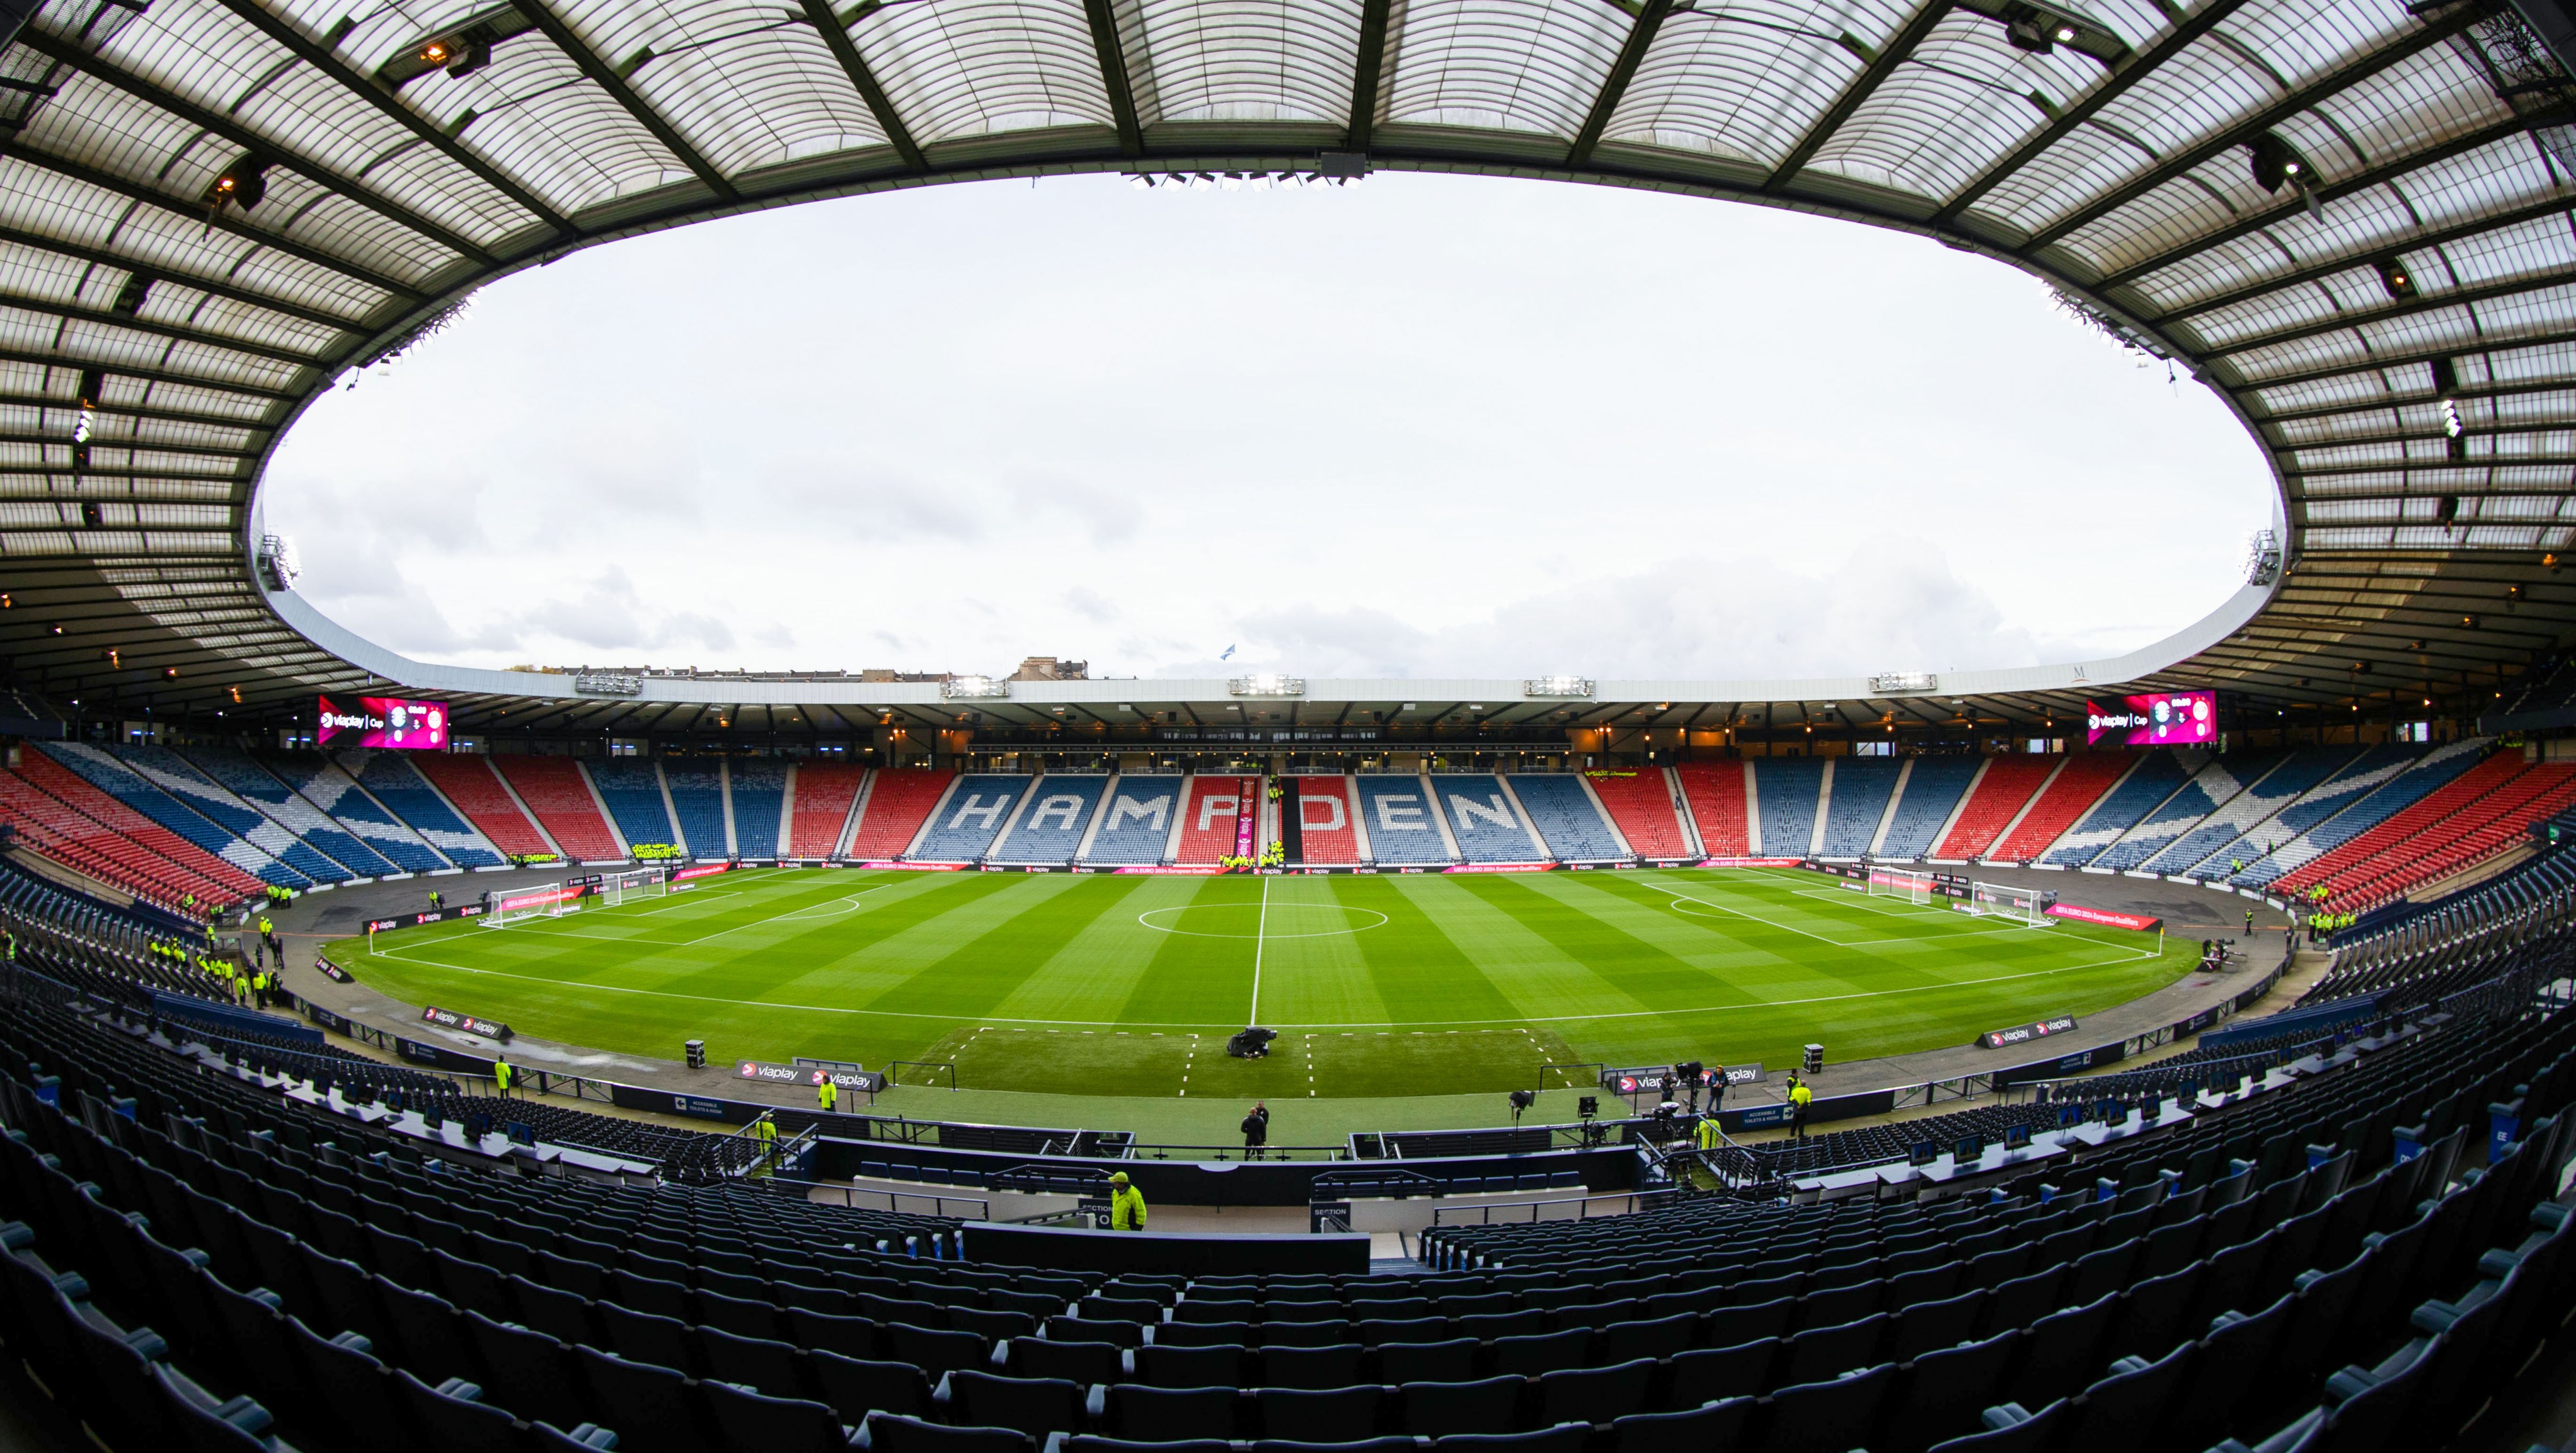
[[10, 0, 2576, 1444]]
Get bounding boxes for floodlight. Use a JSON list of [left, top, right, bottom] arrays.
[[2248, 134, 2308, 195], [2442, 399, 2463, 438], [207, 154, 272, 211], [2374, 257, 2417, 299]]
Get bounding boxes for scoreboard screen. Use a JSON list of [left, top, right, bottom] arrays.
[[318, 695, 449, 750], [2086, 689, 2215, 747]]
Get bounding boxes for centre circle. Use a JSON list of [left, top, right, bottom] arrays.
[[1136, 904, 1392, 939]]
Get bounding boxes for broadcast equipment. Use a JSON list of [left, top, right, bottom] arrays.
[[1577, 1095, 1599, 1120], [1968, 882, 2055, 926], [1508, 1088, 1535, 1127], [1226, 1026, 1277, 1059]]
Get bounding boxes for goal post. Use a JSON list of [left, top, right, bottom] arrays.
[[481, 882, 574, 927], [1866, 868, 1935, 906], [599, 868, 665, 906], [1967, 882, 2055, 926]]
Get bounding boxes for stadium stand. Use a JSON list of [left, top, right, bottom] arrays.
[[786, 764, 866, 858], [113, 744, 354, 884], [2283, 755, 2576, 910], [404, 754, 549, 861], [1355, 775, 1456, 865], [989, 775, 1109, 864], [911, 775, 1035, 863], [1932, 757, 2054, 860], [1751, 759, 1826, 857], [588, 760, 683, 854], [730, 762, 788, 859], [262, 754, 456, 874], [846, 769, 953, 860], [660, 762, 732, 858], [1084, 776, 1184, 865], [176, 745, 402, 878], [38, 744, 311, 888], [1584, 771, 1688, 858], [1175, 776, 1260, 864], [1987, 753, 2132, 863], [2150, 747, 2362, 881], [490, 757, 625, 861], [1678, 762, 1750, 857], [1435, 776, 1550, 863], [1291, 776, 1362, 864], [1, 859, 217, 994], [1818, 759, 1898, 858], [2039, 751, 2193, 866], [1507, 774, 1626, 862], [2234, 740, 2487, 890], [2087, 750, 2272, 872], [1874, 755, 1979, 859], [0, 756, 255, 910], [2213, 745, 2420, 886]]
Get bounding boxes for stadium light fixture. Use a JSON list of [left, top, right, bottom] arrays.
[[2374, 258, 2417, 299]]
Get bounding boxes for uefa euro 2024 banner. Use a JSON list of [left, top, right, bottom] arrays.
[[317, 694, 449, 750], [2086, 689, 2215, 748]]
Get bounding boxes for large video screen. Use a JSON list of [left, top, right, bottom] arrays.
[[2086, 689, 2215, 747], [317, 695, 449, 750]]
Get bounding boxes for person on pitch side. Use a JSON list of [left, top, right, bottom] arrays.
[[1788, 1078, 1814, 1141], [1241, 1101, 1270, 1159], [1108, 1171, 1147, 1231], [819, 1076, 839, 1113]]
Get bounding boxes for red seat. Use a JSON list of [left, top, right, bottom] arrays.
[[790, 764, 869, 857], [849, 771, 954, 859]]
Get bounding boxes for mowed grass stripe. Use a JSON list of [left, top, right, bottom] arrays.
[[862, 873, 1153, 1019], [1113, 876, 1262, 1026], [1340, 876, 1538, 1026], [1247, 877, 1395, 1029]]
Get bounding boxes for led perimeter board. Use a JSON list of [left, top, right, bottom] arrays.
[[2086, 689, 2215, 748], [317, 695, 450, 750]]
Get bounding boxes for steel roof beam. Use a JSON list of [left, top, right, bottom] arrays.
[[0, 294, 321, 372], [206, 0, 574, 235], [16, 30, 494, 267], [2022, 8, 2479, 252], [0, 392, 273, 433], [0, 141, 422, 301], [1079, 0, 1146, 156], [1766, 0, 1950, 190], [2112, 115, 2569, 302], [2284, 455, 2576, 476], [1345, 0, 1393, 149], [2257, 375, 2576, 423], [0, 431, 251, 463], [0, 221, 361, 336], [1567, 0, 1675, 168], [2205, 263, 2576, 359], [2227, 325, 2576, 390], [1936, 0, 2251, 223], [795, 0, 927, 171], [0, 347, 294, 403], [517, 0, 737, 200]]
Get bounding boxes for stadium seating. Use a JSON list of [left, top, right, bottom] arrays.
[[490, 757, 625, 861], [1932, 759, 2052, 860], [1987, 754, 2132, 863], [659, 763, 731, 858], [176, 745, 404, 878], [1084, 776, 1184, 865], [408, 754, 553, 860], [120, 744, 360, 883], [847, 770, 954, 859], [912, 775, 1036, 863], [263, 754, 457, 873], [1751, 759, 1826, 857], [2038, 752, 2192, 866], [1175, 776, 1260, 864], [1817, 759, 1898, 858], [1354, 775, 1456, 865], [730, 762, 788, 859], [39, 743, 311, 887], [1677, 763, 1749, 856], [786, 764, 866, 857], [0, 859, 219, 998], [2282, 754, 2576, 910], [2234, 741, 2485, 890], [1435, 776, 1550, 863], [1583, 771, 1688, 858], [0, 755, 254, 909], [1874, 755, 1980, 859], [1288, 776, 1362, 864], [2148, 747, 2363, 881], [589, 761, 684, 854], [2086, 751, 2274, 872], [989, 775, 1109, 864], [1507, 774, 1626, 861]]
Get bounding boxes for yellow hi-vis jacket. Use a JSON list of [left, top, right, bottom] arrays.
[[1695, 1117, 1722, 1151], [1110, 1185, 1147, 1230]]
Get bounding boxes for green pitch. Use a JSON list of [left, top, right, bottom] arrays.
[[329, 866, 2195, 1101]]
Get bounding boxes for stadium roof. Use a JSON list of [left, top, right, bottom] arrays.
[[7, 0, 2576, 726]]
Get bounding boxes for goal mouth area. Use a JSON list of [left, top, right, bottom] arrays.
[[1965, 880, 2057, 927]]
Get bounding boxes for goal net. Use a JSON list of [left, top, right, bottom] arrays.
[[599, 868, 665, 906], [1967, 882, 2054, 926], [481, 883, 575, 928], [1866, 868, 1935, 905]]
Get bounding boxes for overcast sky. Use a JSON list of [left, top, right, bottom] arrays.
[[263, 171, 2273, 684]]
